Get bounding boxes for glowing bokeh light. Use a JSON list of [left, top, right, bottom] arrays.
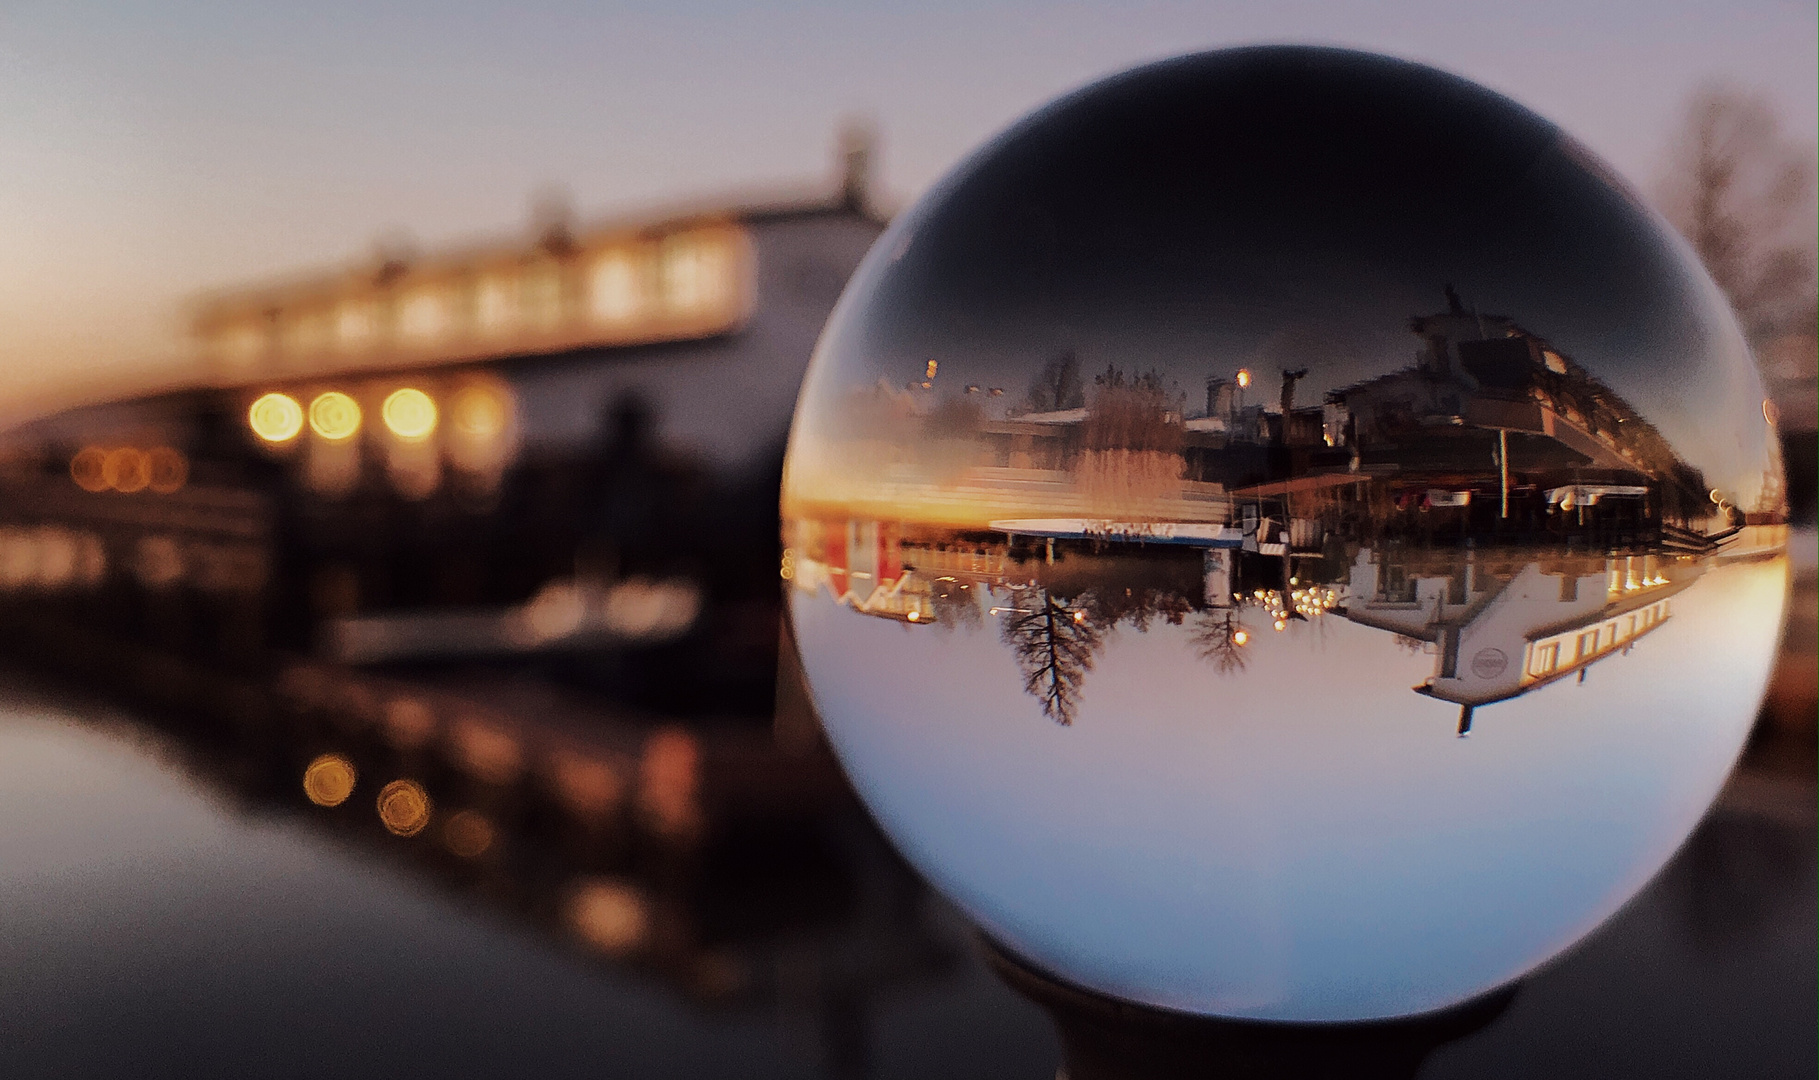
[[146, 447, 188, 494], [566, 879, 649, 954], [102, 448, 150, 493], [443, 810, 496, 858], [381, 387, 439, 440], [309, 391, 363, 441], [303, 754, 357, 807], [450, 385, 508, 439], [69, 447, 109, 492], [377, 778, 432, 836], [248, 392, 305, 443]]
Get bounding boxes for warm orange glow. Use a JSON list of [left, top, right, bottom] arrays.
[[1236, 369, 1252, 388], [639, 728, 701, 840], [1232, 629, 1249, 646], [549, 752, 624, 822], [249, 392, 304, 442], [147, 447, 188, 494], [309, 391, 363, 440], [381, 387, 438, 440], [443, 809, 495, 858], [102, 448, 150, 493], [567, 879, 649, 954], [382, 697, 437, 752], [70, 447, 109, 492], [906, 609, 920, 621], [303, 754, 357, 807], [450, 384, 507, 438], [925, 359, 938, 380], [377, 778, 432, 836]]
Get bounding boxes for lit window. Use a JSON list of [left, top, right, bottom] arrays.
[[522, 264, 565, 331], [589, 251, 642, 323], [283, 310, 330, 356], [336, 301, 376, 350], [662, 236, 727, 314], [217, 322, 268, 367], [476, 275, 517, 336], [397, 288, 448, 344]]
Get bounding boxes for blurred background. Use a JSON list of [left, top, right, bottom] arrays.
[[0, 3, 1811, 1078]]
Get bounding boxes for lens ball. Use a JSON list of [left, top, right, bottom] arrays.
[[782, 47, 1788, 1021]]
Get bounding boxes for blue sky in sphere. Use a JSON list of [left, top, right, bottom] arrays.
[[791, 558, 1787, 1020]]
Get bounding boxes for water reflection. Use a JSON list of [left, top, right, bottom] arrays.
[[781, 49, 1789, 1023]]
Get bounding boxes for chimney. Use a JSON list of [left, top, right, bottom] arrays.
[[1207, 378, 1235, 419], [837, 120, 876, 214]]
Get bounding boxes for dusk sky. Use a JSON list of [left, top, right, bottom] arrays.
[[2, 0, 1813, 422]]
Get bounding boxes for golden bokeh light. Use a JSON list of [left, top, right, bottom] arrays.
[[249, 392, 305, 443], [102, 448, 150, 493], [303, 753, 357, 807], [381, 387, 439, 440], [566, 879, 649, 954], [147, 447, 188, 494], [442, 809, 496, 858], [638, 728, 701, 840], [377, 778, 432, 836], [309, 391, 363, 441], [1236, 368, 1252, 388], [450, 385, 508, 439], [70, 447, 109, 492]]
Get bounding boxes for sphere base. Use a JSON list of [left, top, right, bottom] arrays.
[[981, 937, 1517, 1080]]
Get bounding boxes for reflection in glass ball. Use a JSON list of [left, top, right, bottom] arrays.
[[781, 47, 1788, 1022]]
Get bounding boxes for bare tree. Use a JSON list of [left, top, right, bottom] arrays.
[[1656, 86, 1816, 350], [1189, 609, 1250, 674], [1023, 350, 1085, 413], [1000, 587, 1103, 725]]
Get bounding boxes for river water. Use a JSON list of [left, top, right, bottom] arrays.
[[0, 671, 1809, 1079]]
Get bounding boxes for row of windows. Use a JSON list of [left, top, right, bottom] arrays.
[[208, 231, 745, 368], [1527, 599, 1670, 678]]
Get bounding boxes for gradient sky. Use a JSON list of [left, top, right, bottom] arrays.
[[1, 0, 1813, 423]]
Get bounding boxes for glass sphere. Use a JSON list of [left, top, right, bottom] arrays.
[[781, 47, 1788, 1022]]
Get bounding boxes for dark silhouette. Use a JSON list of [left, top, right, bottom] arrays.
[[1000, 587, 1103, 726], [1190, 609, 1250, 675], [1024, 351, 1086, 413]]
